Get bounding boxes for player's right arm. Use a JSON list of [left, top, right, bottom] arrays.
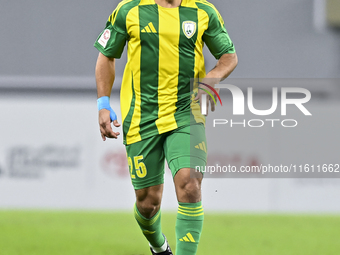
[[94, 5, 128, 141], [95, 53, 121, 141]]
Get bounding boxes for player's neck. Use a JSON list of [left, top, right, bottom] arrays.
[[155, 0, 182, 8]]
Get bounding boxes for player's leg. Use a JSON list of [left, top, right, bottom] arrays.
[[135, 184, 163, 219], [134, 184, 169, 253], [164, 123, 207, 255], [174, 168, 204, 255], [126, 134, 171, 254]]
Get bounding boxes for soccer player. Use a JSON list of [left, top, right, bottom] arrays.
[[94, 0, 237, 254]]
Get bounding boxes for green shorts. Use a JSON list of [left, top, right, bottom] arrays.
[[125, 123, 207, 190]]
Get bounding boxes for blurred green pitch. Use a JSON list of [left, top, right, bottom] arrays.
[[0, 211, 339, 255]]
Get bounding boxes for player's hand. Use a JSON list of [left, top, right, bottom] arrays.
[[211, 87, 220, 112], [99, 109, 121, 141], [194, 82, 219, 115]]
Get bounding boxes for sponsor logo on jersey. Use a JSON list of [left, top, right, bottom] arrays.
[[141, 22, 157, 33], [98, 29, 111, 48]]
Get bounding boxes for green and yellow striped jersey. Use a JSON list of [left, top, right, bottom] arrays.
[[94, 0, 235, 145]]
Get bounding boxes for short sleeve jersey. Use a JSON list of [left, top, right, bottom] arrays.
[[94, 0, 235, 145]]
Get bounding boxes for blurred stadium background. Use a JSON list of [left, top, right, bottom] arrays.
[[1, 0, 340, 254]]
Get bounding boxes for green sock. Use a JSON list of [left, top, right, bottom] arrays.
[[175, 201, 204, 255], [134, 204, 165, 249]]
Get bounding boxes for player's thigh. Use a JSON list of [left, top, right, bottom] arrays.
[[164, 123, 207, 177], [126, 135, 166, 190]]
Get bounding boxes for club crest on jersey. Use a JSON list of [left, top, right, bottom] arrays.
[[182, 21, 197, 39]]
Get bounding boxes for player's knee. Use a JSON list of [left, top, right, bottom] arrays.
[[182, 179, 201, 194], [178, 178, 201, 202], [136, 200, 160, 219], [135, 189, 162, 218]]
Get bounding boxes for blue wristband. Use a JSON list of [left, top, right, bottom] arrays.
[[97, 96, 117, 121]]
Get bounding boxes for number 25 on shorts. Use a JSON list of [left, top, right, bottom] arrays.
[[128, 155, 147, 179]]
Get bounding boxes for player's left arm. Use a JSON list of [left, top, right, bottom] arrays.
[[205, 53, 238, 81], [195, 6, 238, 113], [201, 53, 238, 112]]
